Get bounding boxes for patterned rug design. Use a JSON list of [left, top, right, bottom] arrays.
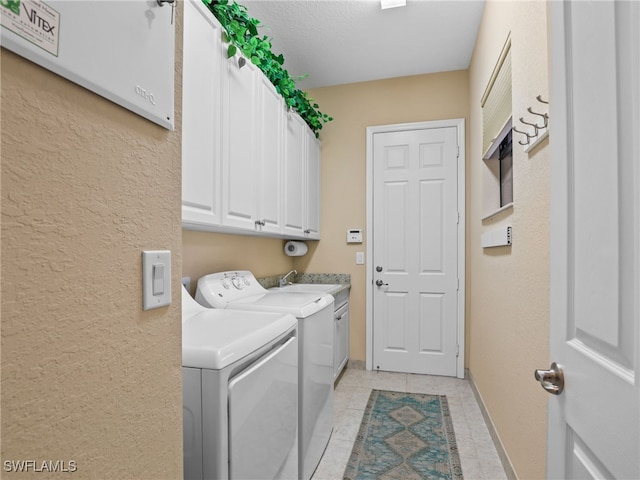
[[344, 390, 463, 480]]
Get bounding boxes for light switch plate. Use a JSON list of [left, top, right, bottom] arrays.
[[356, 252, 365, 265], [142, 250, 171, 310]]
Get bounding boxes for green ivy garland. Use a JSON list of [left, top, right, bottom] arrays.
[[202, 0, 333, 137]]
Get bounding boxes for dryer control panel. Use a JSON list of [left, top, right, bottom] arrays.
[[196, 271, 267, 308]]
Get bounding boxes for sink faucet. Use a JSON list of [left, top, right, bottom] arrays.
[[279, 269, 298, 287]]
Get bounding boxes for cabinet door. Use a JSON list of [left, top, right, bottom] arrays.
[[282, 112, 306, 237], [305, 131, 321, 239], [182, 0, 223, 228], [256, 75, 284, 234], [334, 302, 350, 379], [222, 53, 258, 230]]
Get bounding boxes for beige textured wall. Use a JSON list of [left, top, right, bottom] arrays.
[[306, 70, 470, 362], [1, 6, 183, 478], [182, 231, 294, 294], [467, 1, 550, 478]]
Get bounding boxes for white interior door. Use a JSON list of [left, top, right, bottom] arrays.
[[546, 2, 640, 478], [369, 121, 464, 377]]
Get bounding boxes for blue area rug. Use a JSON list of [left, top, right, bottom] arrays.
[[344, 390, 463, 480]]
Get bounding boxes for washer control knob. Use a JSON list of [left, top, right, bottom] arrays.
[[221, 278, 232, 289], [232, 277, 244, 289]]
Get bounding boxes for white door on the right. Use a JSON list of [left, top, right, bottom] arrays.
[[547, 1, 639, 478], [372, 125, 460, 377]]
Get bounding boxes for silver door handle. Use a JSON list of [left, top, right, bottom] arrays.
[[375, 279, 388, 287], [534, 362, 564, 395]]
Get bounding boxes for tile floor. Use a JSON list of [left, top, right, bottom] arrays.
[[312, 368, 508, 480]]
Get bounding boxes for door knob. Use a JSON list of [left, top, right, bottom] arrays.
[[376, 266, 383, 272], [375, 279, 388, 287], [534, 362, 564, 395]]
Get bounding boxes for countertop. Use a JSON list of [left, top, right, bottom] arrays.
[[258, 272, 351, 295]]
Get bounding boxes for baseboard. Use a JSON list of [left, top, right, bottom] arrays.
[[347, 359, 365, 370], [466, 368, 518, 480]]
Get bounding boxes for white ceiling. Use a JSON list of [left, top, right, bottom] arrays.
[[241, 0, 486, 89]]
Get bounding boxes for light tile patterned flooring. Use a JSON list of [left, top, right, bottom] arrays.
[[312, 368, 508, 480]]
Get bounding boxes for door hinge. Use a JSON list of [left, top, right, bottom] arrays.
[[457, 278, 459, 291], [457, 146, 460, 158], [456, 344, 460, 357], [457, 212, 460, 224]]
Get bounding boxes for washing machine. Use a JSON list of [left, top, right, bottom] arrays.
[[182, 286, 299, 480], [196, 271, 334, 480]]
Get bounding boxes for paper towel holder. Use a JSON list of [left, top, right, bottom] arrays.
[[284, 240, 308, 257]]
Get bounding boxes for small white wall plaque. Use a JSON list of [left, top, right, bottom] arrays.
[[481, 226, 512, 248]]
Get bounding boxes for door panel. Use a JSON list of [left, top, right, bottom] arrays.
[[223, 55, 257, 229], [419, 180, 444, 272], [283, 113, 306, 236], [566, 429, 615, 480], [257, 76, 283, 233], [384, 292, 408, 352], [181, 0, 222, 226], [548, 1, 639, 478], [419, 293, 443, 352], [372, 126, 459, 376], [305, 133, 321, 238], [228, 335, 298, 480], [383, 181, 409, 272]]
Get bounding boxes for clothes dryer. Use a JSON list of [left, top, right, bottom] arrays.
[[196, 271, 334, 480], [182, 286, 298, 480]]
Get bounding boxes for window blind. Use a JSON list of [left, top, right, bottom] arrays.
[[481, 37, 512, 158]]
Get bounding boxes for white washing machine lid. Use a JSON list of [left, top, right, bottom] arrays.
[[225, 291, 334, 318], [182, 287, 296, 370]]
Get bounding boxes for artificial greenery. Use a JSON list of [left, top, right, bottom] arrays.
[[202, 0, 332, 136]]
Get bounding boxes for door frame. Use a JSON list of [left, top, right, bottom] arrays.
[[365, 118, 466, 378]]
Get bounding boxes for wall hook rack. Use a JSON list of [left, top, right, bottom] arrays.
[[520, 116, 540, 133], [512, 125, 533, 145], [513, 94, 550, 153], [527, 107, 549, 128]]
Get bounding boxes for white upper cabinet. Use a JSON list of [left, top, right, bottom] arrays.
[[221, 53, 286, 234], [283, 112, 322, 239], [221, 51, 259, 230], [305, 130, 321, 239], [182, 0, 223, 229], [255, 75, 285, 234], [283, 111, 307, 237], [181, 1, 320, 239]]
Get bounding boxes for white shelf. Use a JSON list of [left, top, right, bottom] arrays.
[[482, 202, 513, 221], [524, 129, 549, 153]]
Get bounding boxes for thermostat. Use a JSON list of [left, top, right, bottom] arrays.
[[347, 228, 363, 243]]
